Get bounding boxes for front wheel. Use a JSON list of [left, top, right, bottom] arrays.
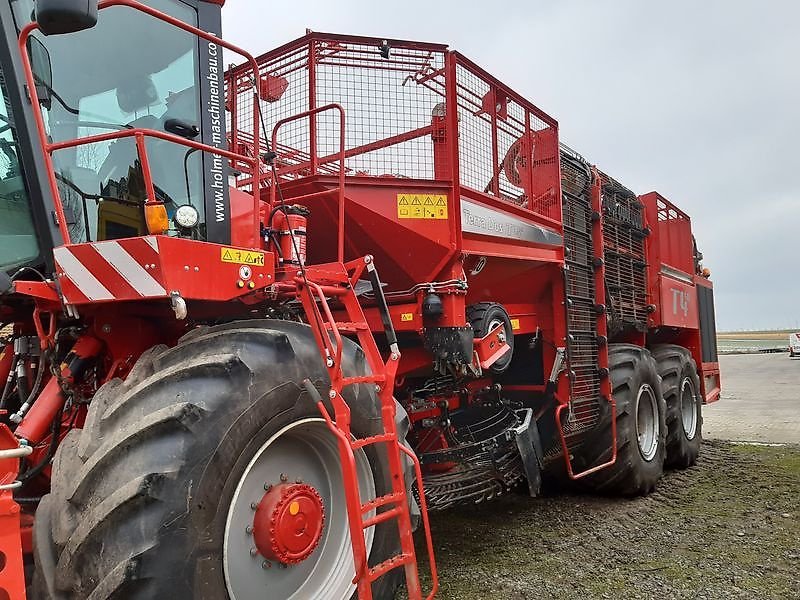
[[33, 321, 408, 600]]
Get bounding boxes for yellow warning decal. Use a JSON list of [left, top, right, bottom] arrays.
[[510, 318, 520, 331], [400, 313, 414, 322], [221, 247, 265, 266], [397, 194, 448, 220]]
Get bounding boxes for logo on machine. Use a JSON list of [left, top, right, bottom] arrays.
[[460, 199, 562, 246], [205, 40, 226, 224], [671, 288, 690, 317]]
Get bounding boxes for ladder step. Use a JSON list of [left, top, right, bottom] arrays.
[[368, 552, 414, 582], [361, 492, 404, 514], [362, 506, 402, 529], [340, 374, 386, 387], [329, 321, 370, 333], [351, 433, 394, 450]]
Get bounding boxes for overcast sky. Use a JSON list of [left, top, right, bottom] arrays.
[[223, 0, 799, 331]]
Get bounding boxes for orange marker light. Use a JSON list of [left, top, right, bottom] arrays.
[[144, 204, 169, 235]]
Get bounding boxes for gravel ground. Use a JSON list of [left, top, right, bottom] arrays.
[[411, 441, 799, 599]]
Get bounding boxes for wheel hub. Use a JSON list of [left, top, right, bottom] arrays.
[[223, 418, 376, 600], [253, 483, 325, 564], [636, 384, 659, 462], [680, 378, 698, 439]]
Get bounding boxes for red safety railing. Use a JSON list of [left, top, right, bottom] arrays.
[[646, 192, 695, 276], [269, 104, 347, 261], [18, 0, 265, 245], [226, 32, 563, 229]]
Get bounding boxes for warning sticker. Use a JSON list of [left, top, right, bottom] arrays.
[[221, 247, 265, 266], [397, 194, 448, 220], [400, 313, 414, 322], [510, 318, 520, 331]]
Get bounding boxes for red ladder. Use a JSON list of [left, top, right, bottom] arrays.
[[297, 256, 437, 600]]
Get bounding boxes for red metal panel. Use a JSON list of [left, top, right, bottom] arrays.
[[701, 362, 721, 403], [55, 238, 275, 305], [0, 424, 27, 600], [658, 275, 700, 329]]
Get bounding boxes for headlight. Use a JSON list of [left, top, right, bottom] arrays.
[[174, 204, 200, 229]]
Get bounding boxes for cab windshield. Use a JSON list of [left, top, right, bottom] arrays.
[[12, 0, 205, 242], [0, 65, 39, 268]]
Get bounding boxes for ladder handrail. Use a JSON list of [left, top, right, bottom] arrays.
[[297, 259, 437, 600]]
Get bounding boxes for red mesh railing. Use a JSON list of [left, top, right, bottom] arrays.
[[226, 33, 562, 226]]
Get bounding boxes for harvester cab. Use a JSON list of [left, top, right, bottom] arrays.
[[0, 0, 231, 271]]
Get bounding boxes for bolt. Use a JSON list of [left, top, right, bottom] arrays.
[[375, 384, 381, 392], [194, 266, 199, 272], [246, 526, 253, 534], [101, 324, 111, 334], [279, 563, 288, 569], [262, 561, 271, 569], [295, 478, 303, 484], [184, 265, 190, 271], [325, 358, 334, 367], [280, 473, 288, 482], [328, 390, 336, 399], [250, 547, 259, 557], [264, 483, 272, 491], [250, 502, 258, 510], [390, 353, 399, 361]]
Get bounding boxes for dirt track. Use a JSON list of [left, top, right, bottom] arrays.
[[414, 441, 799, 599]]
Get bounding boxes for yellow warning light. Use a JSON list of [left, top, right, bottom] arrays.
[[289, 501, 300, 516]]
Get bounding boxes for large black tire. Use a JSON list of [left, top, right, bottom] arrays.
[[577, 344, 667, 496], [652, 344, 702, 469], [467, 302, 514, 374], [32, 320, 409, 600]]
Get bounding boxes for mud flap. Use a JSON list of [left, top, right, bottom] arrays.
[[513, 408, 544, 497]]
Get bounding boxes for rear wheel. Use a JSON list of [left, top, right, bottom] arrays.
[[578, 344, 666, 495], [32, 321, 408, 600], [652, 345, 702, 469]]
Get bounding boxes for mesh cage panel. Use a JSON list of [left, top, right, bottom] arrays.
[[226, 35, 562, 227]]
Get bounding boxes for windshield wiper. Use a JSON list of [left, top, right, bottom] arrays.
[[33, 75, 132, 132]]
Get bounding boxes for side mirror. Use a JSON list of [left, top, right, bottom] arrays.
[[36, 0, 98, 36], [27, 37, 53, 110]]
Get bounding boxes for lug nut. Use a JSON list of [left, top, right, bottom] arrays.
[[250, 547, 258, 557], [264, 483, 272, 491], [262, 561, 271, 569], [280, 473, 288, 482], [250, 502, 258, 510], [246, 526, 253, 534]]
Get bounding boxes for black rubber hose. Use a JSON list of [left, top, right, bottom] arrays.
[[0, 354, 18, 411]]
